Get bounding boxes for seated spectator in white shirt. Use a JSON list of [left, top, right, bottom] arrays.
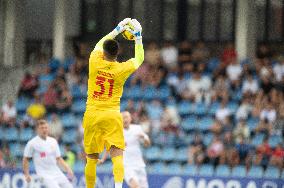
[[260, 102, 276, 123], [273, 58, 284, 82], [2, 100, 17, 124], [186, 70, 212, 104], [242, 74, 259, 95], [215, 99, 231, 124], [226, 59, 242, 82], [161, 41, 178, 70], [236, 97, 253, 120]]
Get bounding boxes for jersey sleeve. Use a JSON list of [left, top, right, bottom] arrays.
[[24, 141, 33, 158], [54, 140, 61, 158], [119, 59, 137, 78], [136, 125, 147, 138]]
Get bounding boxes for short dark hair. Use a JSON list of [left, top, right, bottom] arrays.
[[103, 39, 119, 59], [36, 119, 48, 127]]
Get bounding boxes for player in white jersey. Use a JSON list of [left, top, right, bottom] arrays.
[[99, 111, 151, 188], [23, 119, 74, 188]]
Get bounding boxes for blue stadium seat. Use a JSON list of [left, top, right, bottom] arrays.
[[227, 101, 239, 113], [61, 113, 77, 128], [165, 163, 183, 175], [207, 58, 220, 72], [231, 165, 246, 177], [251, 134, 265, 147], [71, 100, 86, 114], [71, 85, 86, 99], [181, 116, 197, 131], [19, 128, 34, 142], [48, 58, 61, 72], [197, 117, 214, 131], [160, 148, 175, 162], [4, 127, 18, 141], [63, 57, 75, 71], [62, 130, 77, 143], [208, 102, 220, 116], [215, 165, 230, 177], [247, 117, 259, 131], [175, 147, 188, 163], [264, 167, 280, 178], [198, 164, 214, 176], [247, 166, 264, 178], [194, 103, 207, 116], [158, 86, 171, 101], [145, 147, 161, 161], [9, 143, 23, 157], [183, 164, 198, 176], [203, 133, 213, 146], [73, 160, 85, 172], [282, 170, 284, 179], [16, 98, 31, 113], [151, 162, 167, 174], [143, 86, 156, 100], [268, 136, 283, 148], [123, 86, 141, 99], [177, 101, 193, 116]]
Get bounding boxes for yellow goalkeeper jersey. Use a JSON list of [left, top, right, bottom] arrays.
[[86, 50, 136, 111]]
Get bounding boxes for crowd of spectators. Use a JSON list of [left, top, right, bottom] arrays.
[[0, 40, 283, 173]]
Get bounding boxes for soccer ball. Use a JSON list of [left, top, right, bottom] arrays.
[[122, 23, 135, 40]]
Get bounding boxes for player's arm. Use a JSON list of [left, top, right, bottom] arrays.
[[22, 157, 31, 183], [94, 18, 131, 51], [98, 150, 109, 164], [23, 142, 33, 183], [56, 157, 74, 178], [127, 19, 144, 69], [138, 127, 151, 147]]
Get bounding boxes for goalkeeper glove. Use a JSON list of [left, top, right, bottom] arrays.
[[125, 19, 142, 42], [112, 18, 131, 36]]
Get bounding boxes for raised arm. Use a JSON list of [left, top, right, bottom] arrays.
[[127, 19, 144, 69], [94, 18, 131, 51]]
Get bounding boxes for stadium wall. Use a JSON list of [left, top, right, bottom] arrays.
[[0, 169, 283, 188]]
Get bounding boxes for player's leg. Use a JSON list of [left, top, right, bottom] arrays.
[[83, 112, 104, 188], [110, 146, 124, 188], [138, 168, 149, 188], [56, 175, 74, 188], [85, 153, 99, 188], [125, 167, 140, 188], [43, 178, 61, 188]]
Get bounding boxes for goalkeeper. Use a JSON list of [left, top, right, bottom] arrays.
[[83, 18, 144, 188]]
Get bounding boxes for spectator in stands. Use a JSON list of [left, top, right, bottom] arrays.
[[236, 97, 253, 120], [145, 42, 161, 66], [66, 64, 79, 89], [260, 74, 274, 95], [167, 71, 188, 101], [178, 41, 192, 64], [269, 143, 284, 168], [1, 100, 16, 124], [254, 138, 272, 168], [48, 113, 63, 141], [273, 57, 284, 82], [220, 132, 239, 166], [64, 144, 76, 170], [233, 119, 250, 143], [160, 41, 178, 70], [161, 106, 180, 134], [226, 58, 242, 87], [188, 134, 205, 165], [256, 43, 272, 60], [211, 74, 230, 102], [3, 146, 16, 168], [191, 41, 210, 66], [0, 150, 5, 168], [215, 99, 231, 124], [39, 66, 54, 88], [221, 42, 237, 66], [18, 72, 38, 98], [43, 83, 58, 113], [147, 100, 163, 132], [185, 69, 212, 104], [56, 67, 66, 82], [242, 73, 259, 96], [273, 104, 284, 136], [235, 136, 252, 166], [56, 85, 72, 113], [206, 136, 224, 166], [26, 94, 46, 120]]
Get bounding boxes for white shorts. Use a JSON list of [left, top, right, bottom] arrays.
[[124, 166, 148, 188], [42, 175, 73, 188]]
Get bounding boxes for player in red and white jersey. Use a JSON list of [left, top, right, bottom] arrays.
[[23, 119, 74, 188]]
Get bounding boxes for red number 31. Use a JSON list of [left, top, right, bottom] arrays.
[[93, 76, 114, 98]]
